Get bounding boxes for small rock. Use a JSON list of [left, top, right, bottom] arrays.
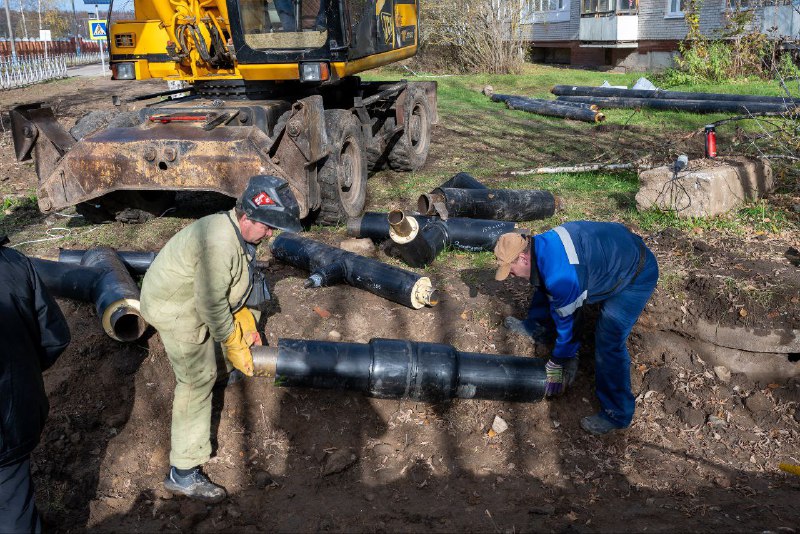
[[339, 238, 375, 256], [322, 448, 357, 476], [482, 85, 494, 96], [707, 415, 727, 427], [491, 415, 509, 434], [365, 493, 375, 502], [253, 470, 273, 489], [371, 443, 394, 457], [713, 365, 731, 383], [69, 432, 81, 444], [327, 330, 342, 342], [745, 391, 772, 414], [678, 407, 705, 427], [529, 504, 555, 515], [714, 475, 731, 488]]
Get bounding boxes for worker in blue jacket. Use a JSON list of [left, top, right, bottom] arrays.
[[494, 222, 658, 435]]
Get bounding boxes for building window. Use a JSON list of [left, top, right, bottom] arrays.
[[617, 0, 638, 14], [581, 0, 615, 14], [666, 0, 686, 16], [532, 0, 566, 11]]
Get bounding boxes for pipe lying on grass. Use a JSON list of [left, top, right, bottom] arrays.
[[269, 233, 439, 309], [490, 93, 604, 123], [551, 85, 800, 105], [251, 338, 547, 402], [555, 95, 796, 114], [418, 175, 557, 221], [348, 212, 516, 250], [387, 210, 517, 267], [31, 248, 147, 342]]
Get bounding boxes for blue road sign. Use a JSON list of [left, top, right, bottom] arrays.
[[89, 19, 107, 40]]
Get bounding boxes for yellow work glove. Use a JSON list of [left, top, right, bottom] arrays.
[[233, 307, 262, 347], [222, 321, 254, 376]]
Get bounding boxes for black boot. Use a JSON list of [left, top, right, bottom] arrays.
[[163, 466, 227, 503]]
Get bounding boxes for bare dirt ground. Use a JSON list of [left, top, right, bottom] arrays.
[[1, 75, 799, 533]]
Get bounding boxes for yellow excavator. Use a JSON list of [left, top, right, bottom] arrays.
[[11, 0, 436, 224]]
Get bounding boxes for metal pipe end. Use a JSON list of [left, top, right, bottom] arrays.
[[410, 277, 439, 309], [305, 273, 323, 288], [102, 298, 147, 342], [346, 217, 363, 238], [252, 345, 279, 378], [553, 195, 565, 212], [417, 193, 435, 215], [595, 112, 606, 123], [388, 212, 419, 244]]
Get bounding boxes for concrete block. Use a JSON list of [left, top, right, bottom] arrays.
[[636, 156, 773, 217]]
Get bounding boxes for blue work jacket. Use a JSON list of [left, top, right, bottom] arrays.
[[528, 221, 648, 362]]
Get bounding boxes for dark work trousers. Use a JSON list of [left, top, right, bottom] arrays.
[[0, 456, 41, 534], [594, 249, 659, 428]]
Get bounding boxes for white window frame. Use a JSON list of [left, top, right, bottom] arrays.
[[524, 0, 571, 24], [665, 0, 686, 19]]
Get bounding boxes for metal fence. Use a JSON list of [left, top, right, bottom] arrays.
[[0, 52, 109, 90]]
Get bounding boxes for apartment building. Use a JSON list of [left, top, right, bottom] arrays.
[[522, 0, 800, 70]]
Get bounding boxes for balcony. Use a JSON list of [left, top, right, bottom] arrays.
[[579, 13, 639, 46], [761, 4, 800, 38]]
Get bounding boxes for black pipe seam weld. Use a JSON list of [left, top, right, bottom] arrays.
[[31, 248, 147, 342], [269, 233, 439, 309], [418, 175, 558, 221], [348, 212, 517, 250], [251, 338, 547, 403]]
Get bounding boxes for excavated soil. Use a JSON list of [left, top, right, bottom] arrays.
[[1, 75, 799, 532]]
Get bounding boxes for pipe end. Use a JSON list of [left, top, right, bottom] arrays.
[[346, 217, 363, 238], [103, 298, 147, 342], [388, 212, 419, 244], [252, 345, 279, 378], [411, 277, 439, 309]]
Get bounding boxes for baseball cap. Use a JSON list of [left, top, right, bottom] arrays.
[[494, 233, 528, 281]]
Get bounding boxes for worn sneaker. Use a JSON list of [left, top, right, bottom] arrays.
[[580, 413, 622, 436], [163, 467, 227, 503]]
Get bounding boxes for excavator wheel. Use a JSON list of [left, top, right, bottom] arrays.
[[387, 85, 432, 172], [316, 110, 367, 225]]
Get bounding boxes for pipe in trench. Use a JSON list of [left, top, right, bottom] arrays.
[[348, 212, 516, 250], [418, 186, 557, 221], [269, 233, 439, 309], [387, 210, 518, 267], [251, 338, 547, 403], [555, 95, 795, 114], [551, 84, 800, 105], [30, 248, 147, 342], [59, 249, 156, 275]]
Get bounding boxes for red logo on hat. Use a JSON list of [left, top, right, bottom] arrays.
[[252, 191, 275, 206]]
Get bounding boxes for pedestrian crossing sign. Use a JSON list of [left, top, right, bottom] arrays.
[[89, 20, 107, 40]]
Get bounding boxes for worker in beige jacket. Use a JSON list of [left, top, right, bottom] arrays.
[[140, 175, 301, 502]]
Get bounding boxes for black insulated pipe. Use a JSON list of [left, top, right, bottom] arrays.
[[555, 95, 794, 114], [349, 212, 516, 250], [419, 186, 557, 221], [251, 338, 547, 403], [30, 248, 147, 342], [491, 93, 598, 111], [438, 172, 488, 190], [59, 249, 156, 275], [551, 84, 800, 105], [491, 93, 604, 123], [269, 233, 439, 309], [387, 210, 517, 267]]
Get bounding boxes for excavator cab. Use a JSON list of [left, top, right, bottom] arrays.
[[11, 0, 436, 224]]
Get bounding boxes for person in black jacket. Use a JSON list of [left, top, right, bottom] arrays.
[[0, 235, 70, 533]]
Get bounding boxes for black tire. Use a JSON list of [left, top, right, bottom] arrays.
[[316, 110, 367, 225], [76, 191, 176, 224], [387, 86, 432, 171]]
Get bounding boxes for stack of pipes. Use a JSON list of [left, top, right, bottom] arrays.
[[551, 85, 800, 114]]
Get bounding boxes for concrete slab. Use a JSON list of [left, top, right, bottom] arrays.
[[636, 156, 773, 217]]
